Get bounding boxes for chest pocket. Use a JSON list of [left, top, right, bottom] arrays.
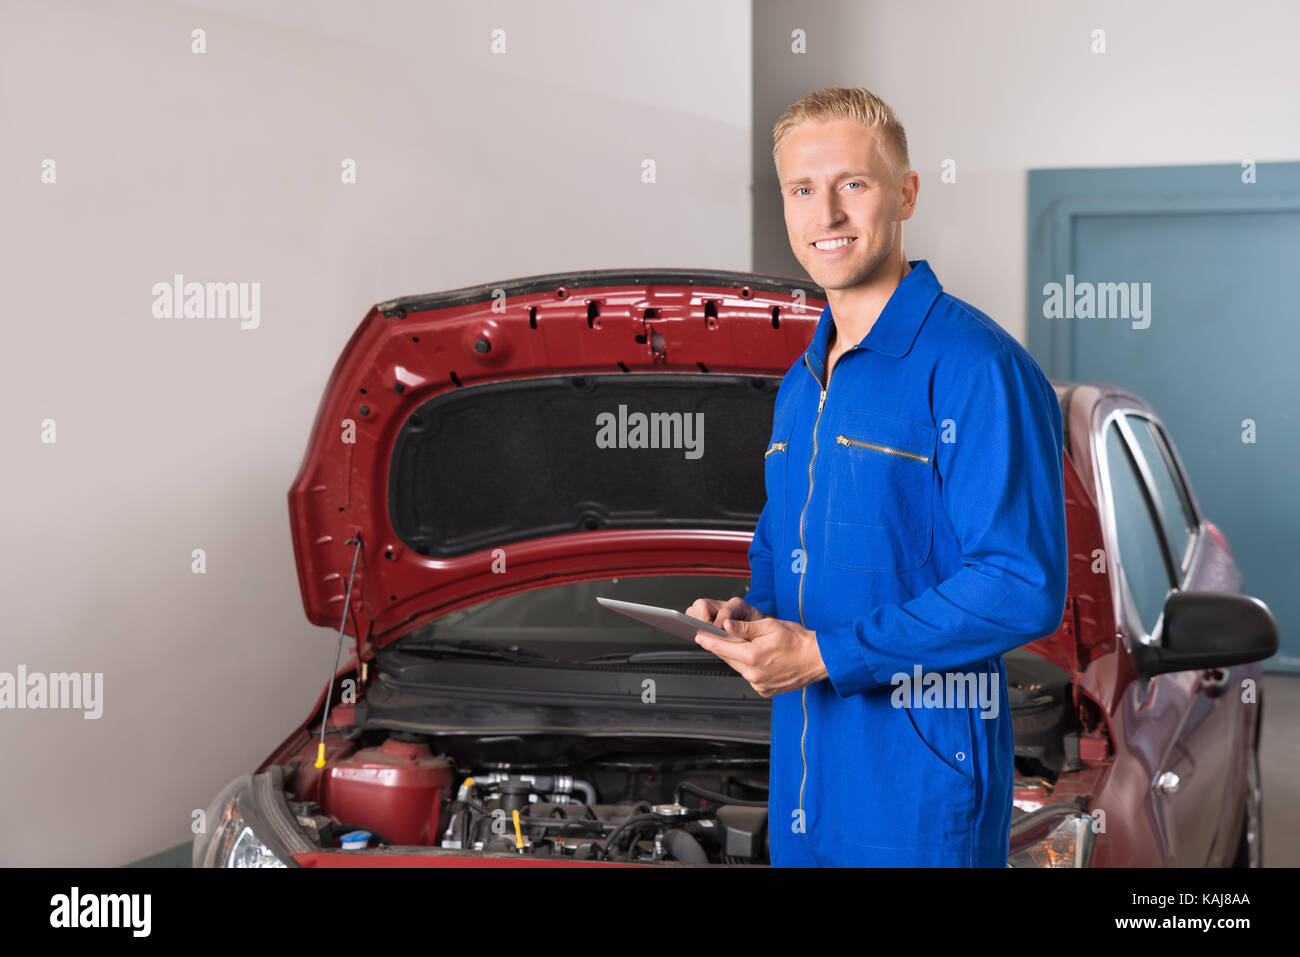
[[825, 408, 936, 572]]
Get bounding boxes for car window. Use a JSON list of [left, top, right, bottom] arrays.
[[1125, 415, 1195, 575], [1105, 421, 1174, 636]]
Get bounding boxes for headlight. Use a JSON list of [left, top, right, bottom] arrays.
[[193, 774, 289, 868], [226, 824, 289, 868], [1007, 808, 1097, 867]]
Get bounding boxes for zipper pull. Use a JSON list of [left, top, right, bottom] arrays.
[[818, 388, 826, 412]]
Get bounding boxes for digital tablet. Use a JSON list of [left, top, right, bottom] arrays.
[[595, 596, 748, 643]]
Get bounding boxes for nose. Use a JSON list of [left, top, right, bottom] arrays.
[[815, 194, 847, 233]]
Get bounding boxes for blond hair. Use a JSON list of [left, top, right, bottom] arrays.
[[772, 87, 910, 184]]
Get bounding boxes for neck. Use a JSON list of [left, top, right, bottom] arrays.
[[826, 253, 911, 352]]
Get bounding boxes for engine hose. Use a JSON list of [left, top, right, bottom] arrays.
[[663, 828, 709, 864], [674, 780, 767, 808], [557, 822, 606, 842], [599, 814, 658, 859]]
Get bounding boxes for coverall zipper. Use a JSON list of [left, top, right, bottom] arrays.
[[796, 344, 851, 828]]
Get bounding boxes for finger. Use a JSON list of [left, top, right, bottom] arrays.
[[714, 597, 743, 626], [695, 636, 752, 679], [722, 616, 756, 638], [694, 598, 722, 617], [695, 632, 740, 658], [722, 595, 761, 621]]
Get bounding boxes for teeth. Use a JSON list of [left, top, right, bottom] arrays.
[[814, 237, 855, 250]]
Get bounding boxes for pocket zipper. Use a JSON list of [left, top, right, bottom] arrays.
[[764, 441, 788, 458], [835, 434, 930, 464]]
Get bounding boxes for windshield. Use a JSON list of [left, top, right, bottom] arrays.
[[396, 574, 751, 660]]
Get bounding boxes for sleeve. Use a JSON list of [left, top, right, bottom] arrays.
[[741, 497, 778, 617], [814, 345, 1069, 698]]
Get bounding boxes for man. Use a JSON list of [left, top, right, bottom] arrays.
[[687, 87, 1068, 867]]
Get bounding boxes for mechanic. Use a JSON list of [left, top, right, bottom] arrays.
[[687, 87, 1068, 867]]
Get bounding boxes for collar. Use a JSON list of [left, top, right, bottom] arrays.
[[803, 259, 943, 384]]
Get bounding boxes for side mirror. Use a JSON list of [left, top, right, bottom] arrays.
[[1132, 590, 1278, 679]]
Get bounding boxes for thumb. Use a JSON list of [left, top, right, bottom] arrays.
[[722, 616, 760, 638]]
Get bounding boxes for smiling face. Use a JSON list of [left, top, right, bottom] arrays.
[[776, 118, 917, 291]]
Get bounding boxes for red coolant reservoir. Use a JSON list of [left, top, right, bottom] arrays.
[[320, 737, 455, 846]]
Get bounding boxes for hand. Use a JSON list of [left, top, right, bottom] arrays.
[[692, 614, 829, 698], [684, 595, 765, 631]]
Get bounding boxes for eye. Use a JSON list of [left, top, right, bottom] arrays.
[[844, 181, 863, 191], [794, 187, 811, 197]]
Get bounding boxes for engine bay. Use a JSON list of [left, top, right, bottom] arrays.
[[282, 730, 772, 865], [266, 644, 1099, 864]]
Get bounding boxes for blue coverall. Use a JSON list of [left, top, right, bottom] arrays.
[[743, 259, 1068, 866]]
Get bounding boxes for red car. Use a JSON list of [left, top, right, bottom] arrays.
[[193, 269, 1278, 868]]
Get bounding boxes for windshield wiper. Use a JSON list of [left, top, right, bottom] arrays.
[[580, 649, 720, 665], [398, 640, 717, 667], [397, 638, 558, 664]]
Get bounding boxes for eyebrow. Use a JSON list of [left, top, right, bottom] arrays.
[[780, 170, 874, 186]]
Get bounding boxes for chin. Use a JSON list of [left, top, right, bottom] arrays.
[[806, 262, 869, 291]]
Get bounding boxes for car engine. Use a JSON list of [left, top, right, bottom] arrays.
[[436, 772, 769, 863], [286, 730, 771, 865]]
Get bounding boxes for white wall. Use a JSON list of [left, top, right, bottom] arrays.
[[0, 0, 752, 865], [753, 0, 1300, 342]]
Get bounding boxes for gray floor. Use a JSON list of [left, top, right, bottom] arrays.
[[1260, 673, 1299, 867], [125, 842, 190, 867], [126, 673, 1299, 867]]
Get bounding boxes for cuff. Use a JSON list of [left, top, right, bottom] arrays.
[[814, 619, 881, 698]]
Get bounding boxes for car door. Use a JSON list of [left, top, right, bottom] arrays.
[[1099, 410, 1229, 866], [1122, 411, 1246, 865]]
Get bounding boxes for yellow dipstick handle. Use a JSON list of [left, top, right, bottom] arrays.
[[512, 809, 525, 850], [314, 742, 327, 768]]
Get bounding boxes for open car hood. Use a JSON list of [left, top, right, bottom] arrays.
[[288, 268, 825, 653], [287, 267, 1105, 675]]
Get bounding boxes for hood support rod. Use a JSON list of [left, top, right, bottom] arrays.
[[314, 533, 364, 768]]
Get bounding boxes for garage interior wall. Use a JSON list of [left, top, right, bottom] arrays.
[[0, 0, 752, 866]]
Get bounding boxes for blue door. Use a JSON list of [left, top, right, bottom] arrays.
[[1028, 163, 1300, 673]]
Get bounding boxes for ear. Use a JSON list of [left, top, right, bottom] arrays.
[[898, 169, 920, 221]]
